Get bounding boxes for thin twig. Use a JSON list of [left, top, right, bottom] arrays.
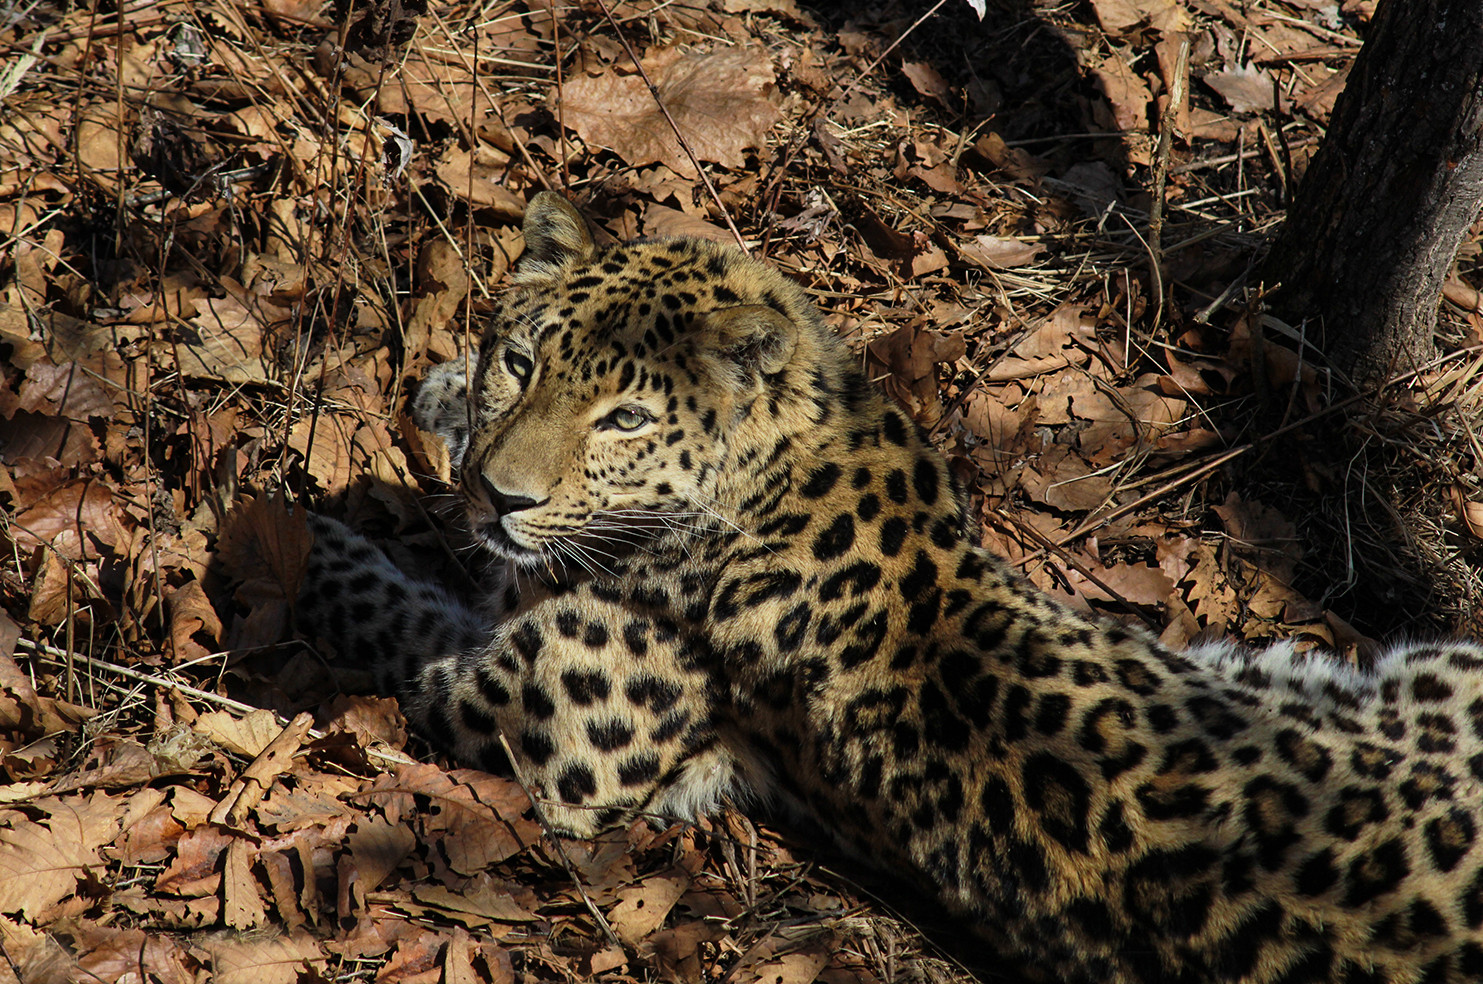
[[496, 733, 625, 950], [15, 638, 417, 767]]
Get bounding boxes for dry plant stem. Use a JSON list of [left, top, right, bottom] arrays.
[[14, 639, 417, 767], [1149, 36, 1190, 310], [210, 711, 315, 827], [590, 0, 747, 252], [496, 732, 624, 950]]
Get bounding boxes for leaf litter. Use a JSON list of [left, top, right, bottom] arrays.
[[2, 0, 1482, 981]]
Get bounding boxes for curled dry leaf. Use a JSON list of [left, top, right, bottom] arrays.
[[166, 579, 224, 663], [865, 324, 967, 428], [560, 46, 781, 178]]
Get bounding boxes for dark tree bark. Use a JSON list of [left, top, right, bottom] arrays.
[[1264, 0, 1483, 382]]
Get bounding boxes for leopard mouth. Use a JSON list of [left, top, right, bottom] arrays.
[[473, 518, 546, 565]]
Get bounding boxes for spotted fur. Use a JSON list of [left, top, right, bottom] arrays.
[[297, 192, 1483, 983]]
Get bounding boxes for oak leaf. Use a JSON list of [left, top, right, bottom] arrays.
[[0, 795, 121, 919], [560, 46, 780, 178]]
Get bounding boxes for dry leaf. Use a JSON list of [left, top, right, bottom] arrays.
[[12, 361, 113, 420], [865, 324, 966, 428], [561, 46, 780, 178], [217, 495, 313, 607], [222, 837, 266, 929], [412, 880, 538, 923], [1204, 64, 1286, 114], [175, 294, 274, 383], [156, 825, 233, 897], [405, 239, 472, 360], [901, 61, 951, 109], [206, 933, 326, 984], [11, 476, 126, 558], [0, 796, 121, 919], [609, 868, 690, 942], [957, 234, 1045, 270], [194, 708, 284, 758], [740, 949, 830, 984], [1089, 0, 1187, 35], [346, 817, 416, 891], [1464, 500, 1483, 539], [167, 580, 223, 663], [433, 145, 525, 217]]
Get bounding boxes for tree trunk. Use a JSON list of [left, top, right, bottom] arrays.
[[1263, 0, 1483, 382]]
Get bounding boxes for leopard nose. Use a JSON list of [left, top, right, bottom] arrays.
[[480, 475, 539, 515]]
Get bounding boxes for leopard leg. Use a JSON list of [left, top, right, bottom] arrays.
[[401, 590, 742, 837], [297, 513, 489, 693]]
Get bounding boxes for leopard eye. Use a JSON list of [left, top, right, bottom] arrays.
[[603, 406, 651, 432], [503, 349, 534, 385]]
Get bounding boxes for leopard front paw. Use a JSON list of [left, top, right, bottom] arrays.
[[411, 361, 474, 472]]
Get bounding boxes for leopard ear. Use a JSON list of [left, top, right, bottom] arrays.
[[697, 305, 799, 384], [520, 192, 597, 276]]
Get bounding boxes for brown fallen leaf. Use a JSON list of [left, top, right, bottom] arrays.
[[1204, 64, 1287, 114], [11, 475, 127, 559], [222, 836, 266, 929], [50, 738, 162, 793], [1089, 0, 1188, 36], [174, 293, 275, 383], [901, 61, 952, 109], [216, 494, 313, 608], [167, 579, 223, 663], [205, 933, 327, 984], [405, 239, 473, 361], [560, 46, 781, 178], [70, 925, 201, 984], [739, 948, 830, 984], [412, 879, 539, 924], [194, 708, 285, 758], [433, 145, 526, 218], [609, 867, 691, 942], [156, 825, 234, 897], [865, 324, 967, 428], [0, 794, 122, 920], [956, 233, 1046, 271], [0, 652, 96, 737], [0, 912, 72, 983], [347, 817, 417, 891]]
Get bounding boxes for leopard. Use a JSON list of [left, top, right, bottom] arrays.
[[296, 191, 1483, 983]]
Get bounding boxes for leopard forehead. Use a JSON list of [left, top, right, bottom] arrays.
[[479, 237, 806, 375]]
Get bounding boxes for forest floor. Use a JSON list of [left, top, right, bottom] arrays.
[[3, 0, 1483, 981]]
